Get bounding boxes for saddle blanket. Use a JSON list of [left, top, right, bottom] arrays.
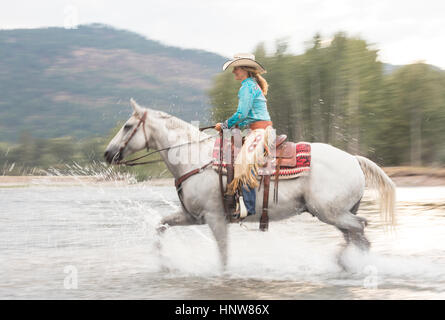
[[213, 141, 311, 180]]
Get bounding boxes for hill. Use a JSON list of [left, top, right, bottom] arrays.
[[0, 24, 226, 142], [1, 25, 442, 144]]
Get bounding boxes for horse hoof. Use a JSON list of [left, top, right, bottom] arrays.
[[156, 224, 169, 234]]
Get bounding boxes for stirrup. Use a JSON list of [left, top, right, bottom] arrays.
[[237, 196, 248, 218], [229, 211, 241, 223]]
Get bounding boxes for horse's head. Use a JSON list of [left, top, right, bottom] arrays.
[[104, 99, 152, 164]]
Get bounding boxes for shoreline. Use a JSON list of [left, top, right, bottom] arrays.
[[0, 176, 175, 187], [383, 166, 445, 187], [1, 166, 445, 187]]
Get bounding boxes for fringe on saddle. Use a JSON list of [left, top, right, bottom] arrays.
[[226, 126, 273, 195]]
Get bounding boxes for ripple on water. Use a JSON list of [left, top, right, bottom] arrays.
[[1, 184, 445, 299]]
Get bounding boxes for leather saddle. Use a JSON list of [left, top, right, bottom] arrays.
[[274, 134, 297, 167], [276, 134, 287, 148], [258, 134, 296, 175]]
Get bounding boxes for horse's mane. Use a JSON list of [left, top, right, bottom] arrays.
[[147, 108, 207, 139]]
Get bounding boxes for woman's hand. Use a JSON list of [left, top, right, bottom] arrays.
[[215, 123, 222, 131]]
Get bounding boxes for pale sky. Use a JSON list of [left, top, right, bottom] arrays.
[[1, 0, 444, 68]]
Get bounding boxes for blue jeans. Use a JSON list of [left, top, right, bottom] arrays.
[[242, 184, 256, 215]]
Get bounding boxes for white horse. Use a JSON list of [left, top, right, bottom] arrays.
[[104, 99, 396, 269]]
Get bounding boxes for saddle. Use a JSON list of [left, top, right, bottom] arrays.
[[213, 130, 311, 231], [257, 135, 296, 174]]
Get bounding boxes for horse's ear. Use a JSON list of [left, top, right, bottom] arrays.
[[130, 98, 143, 115]]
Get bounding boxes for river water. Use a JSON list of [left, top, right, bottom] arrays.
[[1, 182, 445, 299]]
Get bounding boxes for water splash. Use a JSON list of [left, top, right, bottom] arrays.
[[1, 172, 445, 298]]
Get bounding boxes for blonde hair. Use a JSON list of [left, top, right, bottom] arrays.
[[240, 66, 268, 96]]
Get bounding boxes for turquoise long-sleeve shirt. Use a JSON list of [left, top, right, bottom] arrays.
[[222, 77, 271, 129]]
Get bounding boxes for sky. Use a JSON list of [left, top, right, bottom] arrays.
[[1, 0, 444, 68]]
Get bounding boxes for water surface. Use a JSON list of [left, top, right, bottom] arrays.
[[1, 183, 445, 299]]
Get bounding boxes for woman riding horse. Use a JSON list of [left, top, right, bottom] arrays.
[[215, 53, 273, 219]]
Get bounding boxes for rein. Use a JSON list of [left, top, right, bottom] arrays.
[[116, 113, 217, 167], [110, 111, 226, 221], [117, 135, 217, 167]]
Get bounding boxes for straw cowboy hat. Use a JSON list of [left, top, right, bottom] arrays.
[[222, 53, 267, 74]]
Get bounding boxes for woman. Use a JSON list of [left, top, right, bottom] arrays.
[[215, 53, 273, 218]]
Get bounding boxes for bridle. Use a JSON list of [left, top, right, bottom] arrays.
[[115, 111, 150, 163], [110, 114, 230, 221], [112, 111, 218, 220], [115, 111, 217, 167]]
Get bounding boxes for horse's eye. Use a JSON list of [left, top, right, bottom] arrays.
[[124, 124, 133, 131]]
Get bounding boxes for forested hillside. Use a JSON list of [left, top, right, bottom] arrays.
[[1, 27, 444, 178], [0, 24, 226, 141], [210, 33, 445, 166]]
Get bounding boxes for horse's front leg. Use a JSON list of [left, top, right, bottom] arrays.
[[156, 210, 197, 233], [154, 210, 199, 272], [205, 210, 228, 271]]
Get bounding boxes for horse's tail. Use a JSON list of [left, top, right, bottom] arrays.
[[355, 155, 396, 227]]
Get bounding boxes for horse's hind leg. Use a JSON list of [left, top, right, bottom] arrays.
[[336, 228, 351, 271], [335, 211, 370, 251], [350, 198, 361, 215], [332, 212, 369, 271]]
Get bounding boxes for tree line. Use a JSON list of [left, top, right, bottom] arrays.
[[0, 129, 168, 180], [209, 32, 445, 166], [2, 32, 444, 178]]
